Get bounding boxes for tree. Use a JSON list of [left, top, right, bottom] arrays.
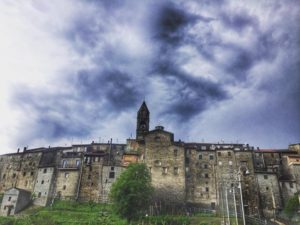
[[284, 194, 299, 217], [110, 163, 154, 222]]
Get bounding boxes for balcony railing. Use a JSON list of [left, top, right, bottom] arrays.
[[58, 164, 80, 170]]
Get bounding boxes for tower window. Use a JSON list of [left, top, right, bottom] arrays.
[[209, 155, 214, 160], [174, 167, 179, 175], [198, 154, 202, 160]]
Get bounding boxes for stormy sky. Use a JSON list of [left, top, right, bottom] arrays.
[[0, 0, 299, 153]]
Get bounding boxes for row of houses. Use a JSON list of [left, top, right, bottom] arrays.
[[0, 102, 299, 219]]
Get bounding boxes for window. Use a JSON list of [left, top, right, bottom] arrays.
[[41, 180, 44, 184], [63, 185, 66, 190], [88, 175, 91, 180], [109, 172, 115, 179], [201, 146, 207, 150], [23, 172, 26, 176], [198, 154, 202, 160], [162, 167, 168, 175], [266, 187, 269, 191], [204, 164, 208, 169], [271, 153, 274, 158], [205, 173, 209, 178], [111, 167, 114, 171], [211, 202, 216, 210], [76, 160, 80, 167], [8, 197, 11, 201], [62, 160, 67, 168], [2, 174, 6, 179], [38, 192, 41, 197], [149, 167, 152, 173], [31, 172, 34, 176], [89, 166, 92, 172], [209, 155, 214, 160], [218, 152, 221, 156], [64, 173, 69, 178], [228, 152, 231, 156], [290, 182, 294, 188], [154, 160, 161, 167], [174, 167, 178, 175], [206, 187, 209, 192], [264, 175, 268, 179], [174, 149, 178, 157], [185, 157, 190, 165], [12, 173, 16, 178], [43, 168, 47, 173]]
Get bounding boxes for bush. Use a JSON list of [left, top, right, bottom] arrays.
[[284, 194, 299, 217]]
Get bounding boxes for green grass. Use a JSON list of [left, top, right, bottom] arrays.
[[0, 200, 243, 225]]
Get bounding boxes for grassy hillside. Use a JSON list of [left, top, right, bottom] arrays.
[[0, 200, 237, 225]]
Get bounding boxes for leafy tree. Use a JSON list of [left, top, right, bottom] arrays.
[[110, 163, 154, 223], [284, 194, 299, 217]]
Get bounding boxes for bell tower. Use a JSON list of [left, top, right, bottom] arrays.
[[136, 101, 150, 140]]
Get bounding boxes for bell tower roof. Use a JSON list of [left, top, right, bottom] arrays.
[[138, 101, 149, 114], [136, 101, 150, 140]]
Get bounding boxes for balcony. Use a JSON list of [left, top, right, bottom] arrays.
[[58, 164, 80, 170]]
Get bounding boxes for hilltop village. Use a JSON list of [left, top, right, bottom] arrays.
[[0, 102, 299, 219]]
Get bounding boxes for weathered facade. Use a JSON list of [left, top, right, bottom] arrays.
[[0, 188, 31, 216], [0, 102, 299, 219]]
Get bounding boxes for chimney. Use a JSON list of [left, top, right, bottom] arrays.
[[17, 148, 20, 153], [23, 147, 27, 152]]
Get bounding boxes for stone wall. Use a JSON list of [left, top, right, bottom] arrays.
[[101, 166, 124, 202], [144, 129, 185, 203], [256, 173, 282, 218], [186, 148, 216, 209], [33, 167, 55, 206]]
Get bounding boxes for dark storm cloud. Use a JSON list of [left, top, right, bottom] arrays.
[[76, 69, 141, 110], [13, 67, 141, 143], [220, 11, 258, 32], [152, 2, 198, 45], [152, 58, 227, 121], [13, 89, 91, 141]]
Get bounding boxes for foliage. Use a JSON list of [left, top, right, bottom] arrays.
[[143, 215, 191, 225], [0, 200, 127, 225], [284, 194, 299, 217], [110, 163, 154, 222]]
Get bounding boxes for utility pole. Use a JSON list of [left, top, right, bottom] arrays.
[[232, 187, 238, 225], [225, 187, 230, 225], [238, 173, 246, 225]]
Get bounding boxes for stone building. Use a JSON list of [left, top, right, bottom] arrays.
[[0, 101, 299, 219], [0, 188, 31, 216]]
